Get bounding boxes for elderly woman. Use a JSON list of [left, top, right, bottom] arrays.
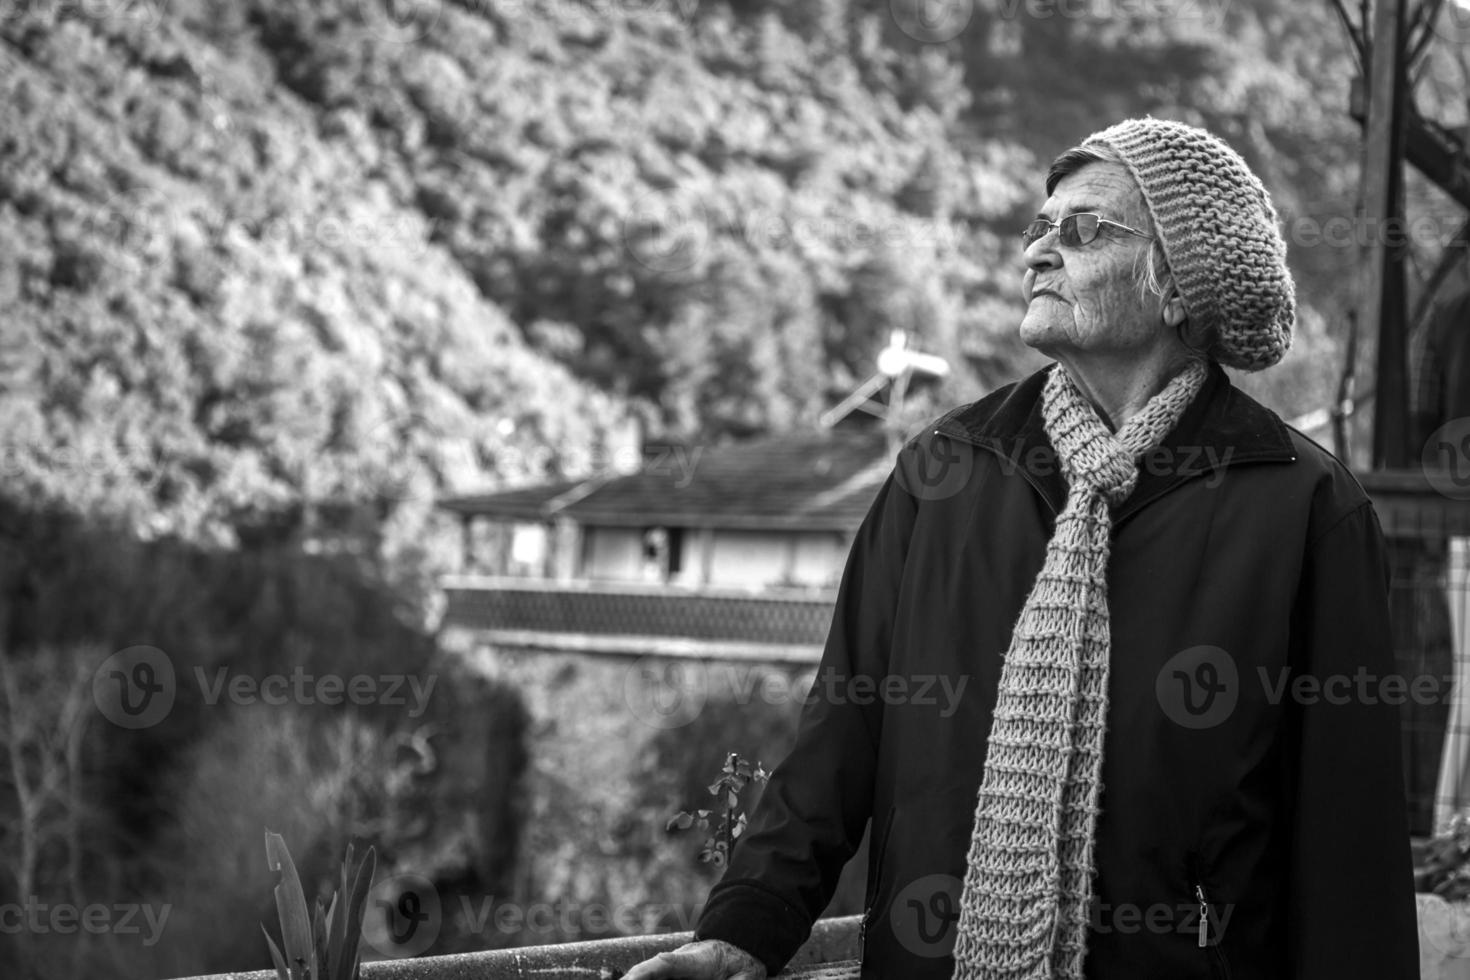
[[626, 118, 1419, 980]]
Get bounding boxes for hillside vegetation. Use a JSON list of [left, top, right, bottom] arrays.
[[1, 0, 1380, 554]]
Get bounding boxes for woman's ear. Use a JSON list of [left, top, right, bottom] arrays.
[[1161, 291, 1187, 329]]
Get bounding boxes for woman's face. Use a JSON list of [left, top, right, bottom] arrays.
[[1018, 161, 1163, 361]]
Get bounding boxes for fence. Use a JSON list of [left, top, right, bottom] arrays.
[[1360, 469, 1470, 836]]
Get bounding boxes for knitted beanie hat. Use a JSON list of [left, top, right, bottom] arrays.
[[1067, 117, 1296, 372]]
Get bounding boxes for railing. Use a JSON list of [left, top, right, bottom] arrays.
[[180, 914, 861, 980], [440, 575, 837, 662], [1359, 470, 1470, 837]]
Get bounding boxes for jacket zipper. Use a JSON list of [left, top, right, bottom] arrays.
[[860, 807, 897, 950], [1193, 879, 1232, 980], [1194, 882, 1209, 948]]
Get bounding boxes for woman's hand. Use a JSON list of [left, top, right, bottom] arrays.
[[622, 939, 768, 980]]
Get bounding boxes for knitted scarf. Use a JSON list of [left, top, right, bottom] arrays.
[[950, 358, 1209, 980]]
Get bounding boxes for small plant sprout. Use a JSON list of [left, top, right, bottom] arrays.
[[667, 752, 769, 868]]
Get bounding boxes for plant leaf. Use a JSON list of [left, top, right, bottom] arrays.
[[265, 831, 315, 980], [335, 845, 376, 980], [313, 897, 329, 980], [263, 925, 293, 980], [322, 891, 340, 977]]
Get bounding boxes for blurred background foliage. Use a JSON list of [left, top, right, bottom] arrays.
[[1, 0, 1464, 976]]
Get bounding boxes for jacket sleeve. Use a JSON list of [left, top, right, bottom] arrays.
[[1286, 499, 1420, 979], [693, 462, 918, 975]]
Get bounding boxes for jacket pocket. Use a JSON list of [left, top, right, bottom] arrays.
[[860, 806, 897, 949]]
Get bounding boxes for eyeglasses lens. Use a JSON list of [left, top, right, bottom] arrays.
[[1022, 214, 1102, 248]]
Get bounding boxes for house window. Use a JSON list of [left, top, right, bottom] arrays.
[[641, 526, 684, 582]]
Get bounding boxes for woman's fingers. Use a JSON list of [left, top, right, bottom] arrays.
[[621, 940, 766, 980], [622, 944, 716, 979]]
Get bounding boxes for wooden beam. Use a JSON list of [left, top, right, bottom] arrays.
[[1360, 0, 1411, 469], [1348, 92, 1470, 212], [1403, 115, 1470, 212]]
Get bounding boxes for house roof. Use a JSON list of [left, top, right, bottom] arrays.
[[439, 427, 893, 531]]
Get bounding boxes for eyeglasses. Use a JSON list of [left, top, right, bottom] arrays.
[[1020, 212, 1155, 249]]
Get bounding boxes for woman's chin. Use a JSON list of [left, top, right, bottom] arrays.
[[1018, 315, 1064, 354]]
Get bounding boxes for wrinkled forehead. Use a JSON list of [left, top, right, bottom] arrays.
[[1038, 160, 1147, 224]]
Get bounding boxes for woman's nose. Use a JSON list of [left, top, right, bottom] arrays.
[[1024, 233, 1062, 275]]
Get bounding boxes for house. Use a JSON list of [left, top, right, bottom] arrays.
[[436, 425, 894, 662]]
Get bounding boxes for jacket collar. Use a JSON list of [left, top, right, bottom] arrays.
[[931, 359, 1297, 519]]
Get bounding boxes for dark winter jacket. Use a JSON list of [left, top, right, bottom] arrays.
[[694, 360, 1420, 980]]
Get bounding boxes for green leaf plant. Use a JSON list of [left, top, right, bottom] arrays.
[[261, 831, 377, 980], [667, 752, 769, 868]]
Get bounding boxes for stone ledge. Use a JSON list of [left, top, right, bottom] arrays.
[[181, 913, 861, 980]]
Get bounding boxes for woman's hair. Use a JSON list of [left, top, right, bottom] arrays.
[[1046, 143, 1216, 359]]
